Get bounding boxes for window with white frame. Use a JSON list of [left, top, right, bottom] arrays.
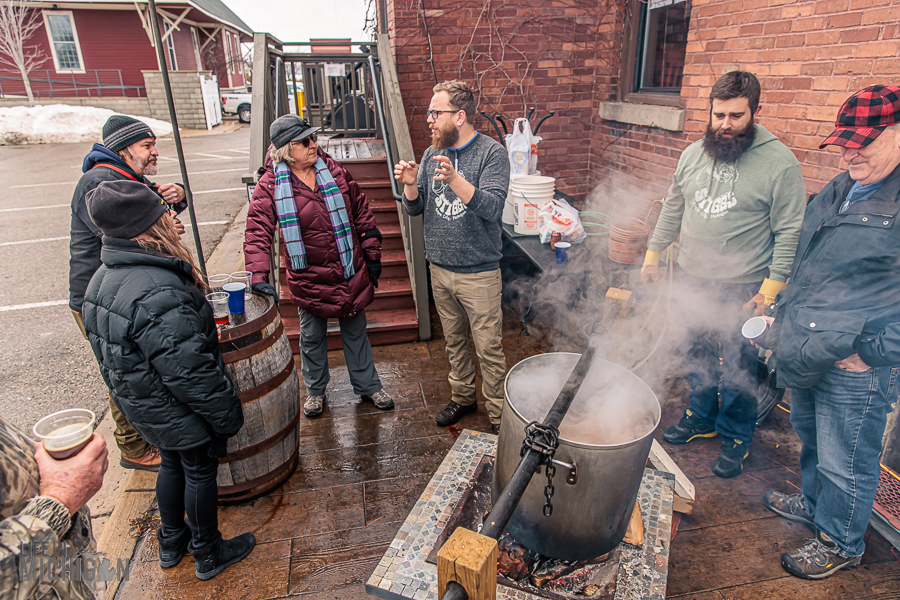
[[42, 11, 85, 73], [164, 22, 178, 70]]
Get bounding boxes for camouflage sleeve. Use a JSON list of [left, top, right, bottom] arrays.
[[0, 496, 73, 598]]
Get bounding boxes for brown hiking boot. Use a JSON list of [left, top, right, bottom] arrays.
[[120, 446, 161, 471]]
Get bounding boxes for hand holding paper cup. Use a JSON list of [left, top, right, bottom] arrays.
[[742, 316, 770, 349]]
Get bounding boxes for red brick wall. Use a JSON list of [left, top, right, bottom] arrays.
[[385, 0, 607, 198], [681, 0, 900, 196], [589, 0, 900, 204], [386, 0, 900, 206]]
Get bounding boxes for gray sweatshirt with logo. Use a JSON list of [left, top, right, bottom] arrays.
[[402, 133, 510, 273], [648, 125, 806, 283]]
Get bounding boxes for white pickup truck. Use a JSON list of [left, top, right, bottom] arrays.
[[221, 91, 252, 123]]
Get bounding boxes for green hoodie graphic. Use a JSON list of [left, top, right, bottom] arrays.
[[648, 125, 806, 283]]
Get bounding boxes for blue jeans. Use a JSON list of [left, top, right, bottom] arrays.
[[678, 273, 760, 444], [791, 366, 899, 557]]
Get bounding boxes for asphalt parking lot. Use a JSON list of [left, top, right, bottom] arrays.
[[0, 124, 251, 432]]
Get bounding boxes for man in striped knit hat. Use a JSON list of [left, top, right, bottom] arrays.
[[67, 115, 187, 471]]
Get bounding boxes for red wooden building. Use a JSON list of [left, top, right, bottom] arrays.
[[0, 0, 252, 99]]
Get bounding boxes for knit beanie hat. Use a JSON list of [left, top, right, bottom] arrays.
[[102, 115, 156, 154], [87, 180, 167, 238]]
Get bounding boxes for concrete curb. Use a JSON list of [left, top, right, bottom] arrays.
[[94, 198, 249, 598]]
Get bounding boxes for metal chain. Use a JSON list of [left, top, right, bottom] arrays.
[[521, 421, 561, 518], [520, 421, 560, 458], [543, 463, 557, 517]]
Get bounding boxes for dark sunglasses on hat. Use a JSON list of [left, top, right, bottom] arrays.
[[291, 133, 318, 148]]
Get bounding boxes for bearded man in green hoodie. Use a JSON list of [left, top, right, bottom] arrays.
[[641, 71, 806, 478]]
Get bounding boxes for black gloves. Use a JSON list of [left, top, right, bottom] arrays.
[[251, 282, 279, 306], [366, 260, 382, 289], [207, 436, 229, 459]]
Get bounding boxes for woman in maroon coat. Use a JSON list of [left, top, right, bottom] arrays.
[[244, 115, 393, 417]]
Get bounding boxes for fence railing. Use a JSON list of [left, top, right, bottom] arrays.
[[280, 52, 378, 137], [0, 69, 145, 99]]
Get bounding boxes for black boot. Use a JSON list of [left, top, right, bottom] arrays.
[[157, 523, 191, 569], [193, 532, 256, 581]]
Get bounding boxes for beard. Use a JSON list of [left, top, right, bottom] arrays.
[[141, 160, 158, 176], [431, 122, 459, 150], [124, 148, 158, 175], [702, 118, 756, 163]]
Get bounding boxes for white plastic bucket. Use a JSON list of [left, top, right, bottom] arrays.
[[502, 191, 516, 225], [513, 191, 542, 235]]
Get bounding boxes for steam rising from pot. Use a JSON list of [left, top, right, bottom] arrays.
[[505, 353, 660, 446]]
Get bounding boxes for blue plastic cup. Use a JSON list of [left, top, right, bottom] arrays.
[[223, 282, 246, 314], [555, 242, 571, 265]]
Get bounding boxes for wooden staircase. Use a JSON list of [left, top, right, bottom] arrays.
[[278, 139, 420, 353]]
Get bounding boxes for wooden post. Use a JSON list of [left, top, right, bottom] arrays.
[[437, 527, 498, 600], [376, 33, 431, 342]]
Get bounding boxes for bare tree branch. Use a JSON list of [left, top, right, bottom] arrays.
[[0, 0, 48, 105]]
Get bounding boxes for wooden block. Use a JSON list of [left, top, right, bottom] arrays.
[[623, 500, 644, 547], [437, 527, 498, 600], [648, 439, 696, 514], [605, 287, 633, 303]]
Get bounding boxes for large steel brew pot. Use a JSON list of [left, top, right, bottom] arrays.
[[492, 353, 660, 560]]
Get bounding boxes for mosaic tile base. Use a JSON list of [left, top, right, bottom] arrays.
[[366, 430, 675, 600]]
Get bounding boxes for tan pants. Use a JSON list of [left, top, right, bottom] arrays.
[[72, 310, 151, 458], [430, 265, 507, 424]]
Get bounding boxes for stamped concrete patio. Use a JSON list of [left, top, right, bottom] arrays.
[[114, 307, 900, 599]]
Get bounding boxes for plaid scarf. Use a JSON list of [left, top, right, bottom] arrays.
[[273, 157, 356, 279]]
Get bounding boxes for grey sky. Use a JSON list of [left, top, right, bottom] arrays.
[[222, 0, 370, 43]]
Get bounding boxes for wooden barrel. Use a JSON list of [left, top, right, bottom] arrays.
[[216, 293, 300, 504]]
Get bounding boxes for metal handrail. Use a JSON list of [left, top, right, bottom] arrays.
[[0, 69, 143, 98], [366, 55, 403, 202]]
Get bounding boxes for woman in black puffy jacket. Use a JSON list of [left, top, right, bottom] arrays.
[[81, 180, 254, 581]]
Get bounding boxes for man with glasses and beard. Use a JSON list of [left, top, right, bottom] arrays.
[[641, 71, 806, 478], [394, 80, 510, 433], [67, 115, 186, 472]]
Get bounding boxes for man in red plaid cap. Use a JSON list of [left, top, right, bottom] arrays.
[[759, 85, 900, 579]]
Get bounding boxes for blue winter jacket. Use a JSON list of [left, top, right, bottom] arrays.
[[772, 164, 900, 388]]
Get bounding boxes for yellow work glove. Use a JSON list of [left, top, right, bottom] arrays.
[[640, 251, 661, 284], [742, 278, 787, 316]]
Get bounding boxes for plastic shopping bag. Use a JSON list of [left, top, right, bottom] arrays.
[[507, 118, 532, 176], [539, 198, 586, 244]]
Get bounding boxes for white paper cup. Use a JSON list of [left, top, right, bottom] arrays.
[[742, 316, 769, 349]]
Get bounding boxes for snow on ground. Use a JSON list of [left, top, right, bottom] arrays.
[[0, 104, 173, 146]]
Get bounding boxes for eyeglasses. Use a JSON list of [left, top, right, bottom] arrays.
[[426, 109, 460, 120], [291, 133, 318, 148]]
